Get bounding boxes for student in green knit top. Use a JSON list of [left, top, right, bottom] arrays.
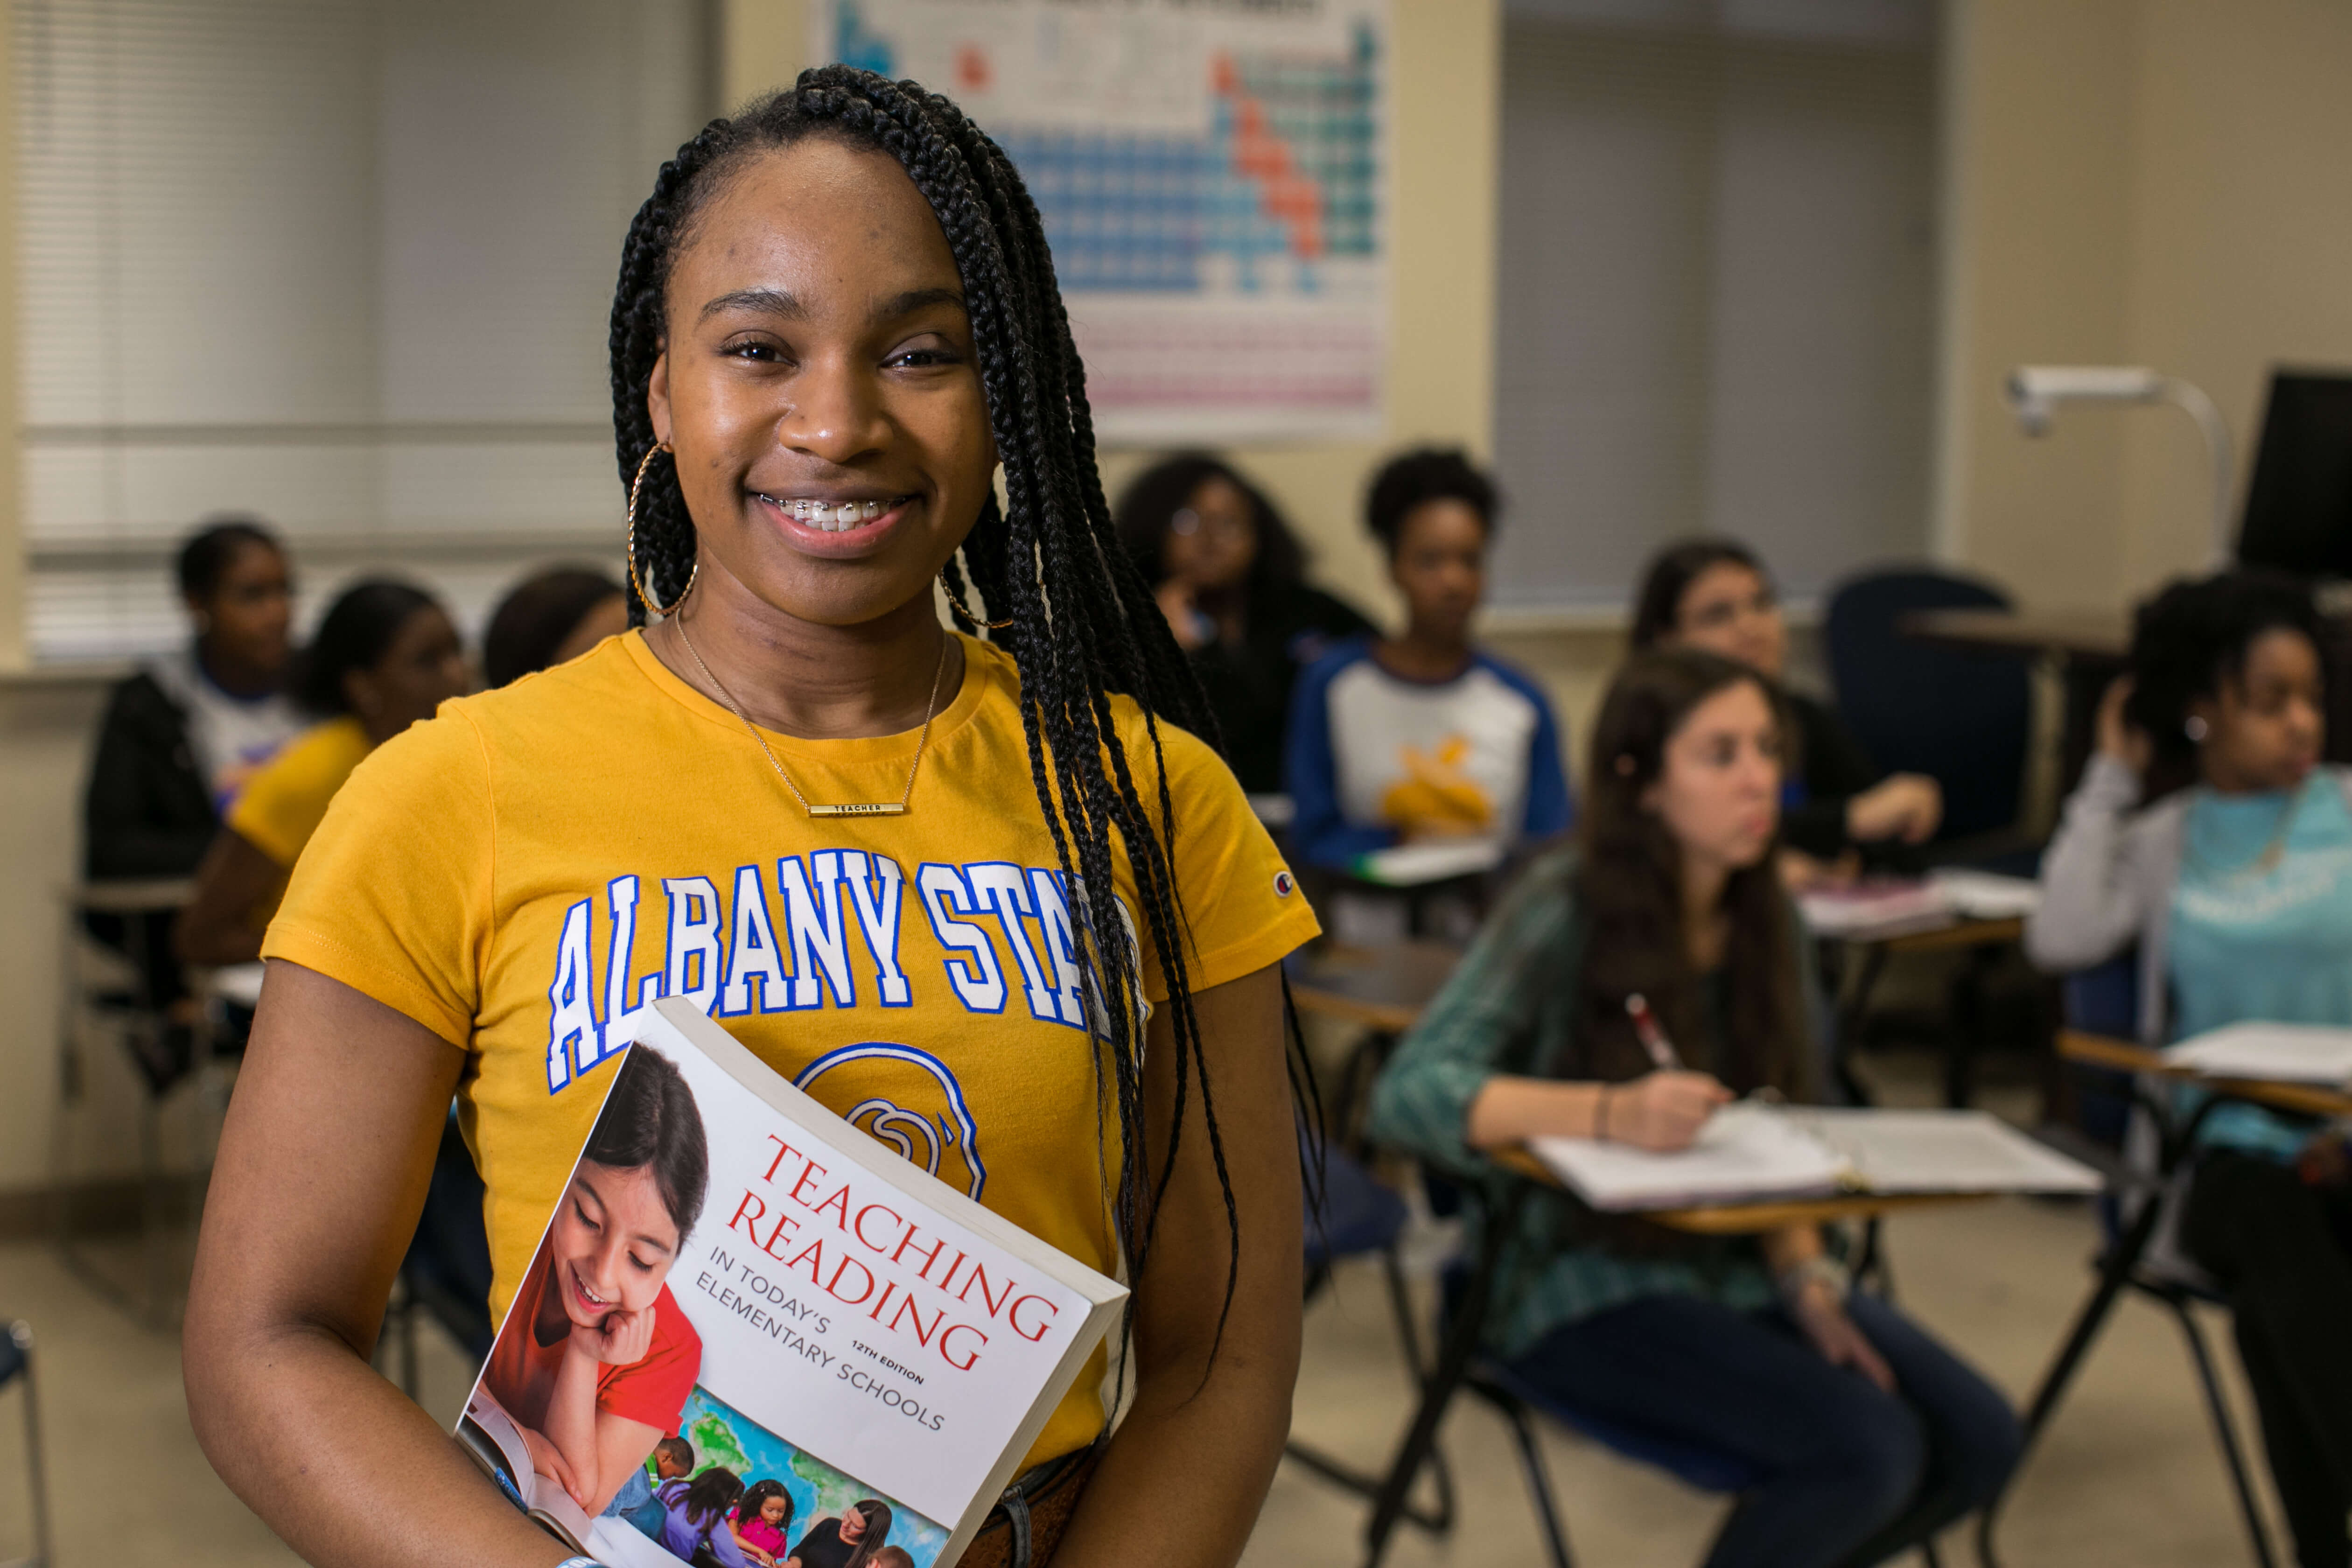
[[1368, 647, 2019, 1568]]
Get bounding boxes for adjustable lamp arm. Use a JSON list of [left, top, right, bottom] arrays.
[[2005, 365, 2235, 567]]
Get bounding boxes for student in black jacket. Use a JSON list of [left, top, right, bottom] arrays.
[[1116, 453, 1375, 795], [1631, 539, 1941, 887], [82, 518, 302, 1042]]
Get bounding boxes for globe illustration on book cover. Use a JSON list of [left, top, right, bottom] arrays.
[[669, 1385, 951, 1568]]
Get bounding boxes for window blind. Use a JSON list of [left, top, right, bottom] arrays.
[[13, 0, 714, 662], [1489, 0, 1938, 609]]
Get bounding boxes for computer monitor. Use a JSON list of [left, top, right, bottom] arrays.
[[2237, 370, 2352, 577]]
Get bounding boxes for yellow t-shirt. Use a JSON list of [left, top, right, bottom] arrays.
[[263, 630, 1318, 1468], [227, 714, 373, 870]]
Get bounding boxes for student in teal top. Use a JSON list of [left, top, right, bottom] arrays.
[[1370, 649, 2018, 1568], [2029, 571, 2352, 1567]]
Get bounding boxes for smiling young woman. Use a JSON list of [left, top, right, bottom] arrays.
[[182, 71, 1317, 1568]]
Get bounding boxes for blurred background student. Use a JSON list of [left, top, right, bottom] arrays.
[[1371, 648, 2020, 1568], [480, 564, 627, 691], [173, 578, 467, 966], [1117, 453, 1373, 795], [79, 517, 303, 1081], [1631, 539, 1941, 887], [2028, 570, 2352, 1568], [1285, 447, 1570, 872]]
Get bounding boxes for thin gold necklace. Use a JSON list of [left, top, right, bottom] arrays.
[[2189, 775, 2304, 882], [672, 616, 950, 819]]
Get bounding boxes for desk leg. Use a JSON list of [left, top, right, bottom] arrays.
[[1974, 1189, 2167, 1568], [1363, 1182, 1529, 1568], [1835, 944, 1890, 1107]]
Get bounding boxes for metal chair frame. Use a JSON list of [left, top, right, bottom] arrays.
[[49, 880, 214, 1329], [1359, 1175, 1952, 1568], [1975, 1054, 2277, 1568], [1282, 1025, 1457, 1535], [2, 1319, 55, 1568]]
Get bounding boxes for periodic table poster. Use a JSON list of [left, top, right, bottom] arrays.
[[812, 0, 1389, 443]]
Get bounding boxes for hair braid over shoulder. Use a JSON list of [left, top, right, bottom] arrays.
[[607, 67, 1296, 1351]]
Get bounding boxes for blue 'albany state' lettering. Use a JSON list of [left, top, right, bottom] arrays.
[[542, 852, 1121, 1092]]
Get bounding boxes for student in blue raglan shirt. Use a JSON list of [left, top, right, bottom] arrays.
[[1284, 448, 1572, 874]]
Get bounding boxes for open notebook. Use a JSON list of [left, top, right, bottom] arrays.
[[2161, 1022, 2352, 1085], [1530, 1104, 2101, 1212]]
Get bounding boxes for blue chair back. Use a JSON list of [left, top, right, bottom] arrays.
[[2063, 949, 2142, 1175], [1824, 568, 2030, 841], [401, 1108, 496, 1361], [1305, 1144, 1409, 1268]]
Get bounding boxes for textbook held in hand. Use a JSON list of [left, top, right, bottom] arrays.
[[454, 996, 1128, 1568]]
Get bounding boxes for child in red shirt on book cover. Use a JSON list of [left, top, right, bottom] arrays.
[[482, 1046, 708, 1515]]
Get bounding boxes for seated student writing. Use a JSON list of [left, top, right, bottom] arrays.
[[1285, 448, 1572, 872], [484, 1044, 707, 1516], [2028, 571, 2352, 1568], [172, 578, 468, 966], [1117, 453, 1374, 795], [1370, 648, 2019, 1568], [1631, 539, 1941, 887]]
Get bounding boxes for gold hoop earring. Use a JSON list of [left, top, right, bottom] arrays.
[[626, 441, 698, 618], [940, 569, 1012, 630]]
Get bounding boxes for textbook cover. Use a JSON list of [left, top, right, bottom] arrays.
[[454, 996, 1128, 1568]]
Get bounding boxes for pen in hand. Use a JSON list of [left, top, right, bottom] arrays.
[[1625, 993, 1683, 1071]]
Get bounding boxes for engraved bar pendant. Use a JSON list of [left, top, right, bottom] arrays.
[[806, 802, 908, 817]]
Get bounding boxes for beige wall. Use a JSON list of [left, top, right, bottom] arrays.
[[12, 0, 2352, 1198], [1938, 0, 2352, 610], [721, 0, 1500, 630]]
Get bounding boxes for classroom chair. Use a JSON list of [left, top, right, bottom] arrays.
[[380, 1106, 497, 1398], [1433, 1256, 1945, 1568], [50, 879, 212, 1327], [1977, 953, 2276, 1568], [1284, 1137, 1457, 1536], [1822, 568, 2032, 847], [0, 1319, 53, 1568]]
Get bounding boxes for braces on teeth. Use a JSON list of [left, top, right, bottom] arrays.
[[778, 497, 891, 529]]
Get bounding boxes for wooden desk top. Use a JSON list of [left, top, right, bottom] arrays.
[[1287, 940, 1463, 1034], [2058, 1029, 2352, 1120], [1901, 607, 2128, 661], [1824, 913, 2026, 955], [1489, 1146, 1992, 1235]]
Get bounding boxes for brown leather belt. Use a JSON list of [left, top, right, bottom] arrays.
[[950, 1437, 1104, 1568]]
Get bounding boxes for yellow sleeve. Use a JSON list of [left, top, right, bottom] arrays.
[[1132, 721, 1322, 1002], [259, 709, 496, 1047], [226, 721, 355, 869]]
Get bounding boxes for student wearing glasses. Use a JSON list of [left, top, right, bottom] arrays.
[[1631, 539, 1940, 887]]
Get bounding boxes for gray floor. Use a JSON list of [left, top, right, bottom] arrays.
[[0, 1057, 2293, 1567]]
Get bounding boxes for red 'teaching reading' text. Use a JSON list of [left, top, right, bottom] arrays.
[[725, 1134, 1061, 1372]]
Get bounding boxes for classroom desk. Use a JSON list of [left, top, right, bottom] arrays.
[[1487, 1143, 1990, 1235], [1288, 940, 1463, 1035], [1906, 602, 2352, 798], [1903, 607, 2129, 802], [1977, 1030, 2352, 1568], [1363, 1144, 1994, 1568], [1819, 914, 2030, 1108], [2055, 1029, 2352, 1118]]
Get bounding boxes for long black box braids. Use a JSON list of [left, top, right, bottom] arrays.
[[607, 66, 1280, 1355]]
